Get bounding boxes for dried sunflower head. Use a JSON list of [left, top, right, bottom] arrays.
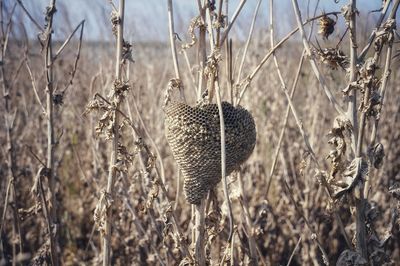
[[316, 47, 349, 70], [318, 14, 336, 39]]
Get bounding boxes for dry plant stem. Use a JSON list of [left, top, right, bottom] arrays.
[[219, 0, 247, 45], [44, 1, 59, 265], [123, 95, 191, 258], [38, 173, 57, 266], [195, 200, 206, 266], [358, 0, 391, 61], [52, 20, 85, 63], [0, 4, 23, 263], [265, 50, 305, 196], [215, 0, 224, 45], [238, 172, 257, 265], [269, 0, 318, 166], [122, 198, 166, 265], [181, 50, 198, 94], [223, 2, 234, 103], [236, 11, 340, 105], [286, 236, 302, 266], [103, 0, 124, 265], [272, 2, 351, 251], [236, 0, 261, 82], [15, 0, 43, 31], [129, 95, 166, 183], [215, 80, 234, 242], [265, 0, 319, 196], [291, 0, 345, 115], [61, 20, 85, 94], [174, 171, 181, 210], [167, 0, 185, 100], [205, 2, 234, 242], [25, 59, 46, 113], [0, 178, 12, 235], [196, 0, 206, 99], [365, 34, 395, 199], [348, 2, 366, 258], [282, 180, 330, 265], [354, 2, 399, 257], [348, 0, 358, 154]]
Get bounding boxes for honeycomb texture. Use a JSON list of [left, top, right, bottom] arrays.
[[165, 101, 256, 205]]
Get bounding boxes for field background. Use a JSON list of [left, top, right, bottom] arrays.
[[1, 0, 399, 265]]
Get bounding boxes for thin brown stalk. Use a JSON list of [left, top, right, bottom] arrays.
[[354, 2, 399, 259], [52, 20, 85, 63], [103, 0, 125, 265], [25, 59, 46, 113], [194, 200, 206, 265], [236, 11, 341, 105], [43, 0, 59, 265], [236, 0, 261, 83], [219, 0, 247, 45], [15, 0, 43, 31], [61, 20, 85, 94], [348, 0, 367, 259], [167, 0, 185, 100], [286, 236, 302, 266], [291, 0, 345, 115], [37, 170, 57, 266], [348, 0, 358, 154], [265, 0, 320, 196], [0, 178, 11, 246], [0, 3, 23, 264], [358, 0, 391, 61], [128, 94, 166, 184], [196, 0, 206, 99], [282, 180, 329, 265], [238, 172, 257, 265], [265, 50, 305, 196], [365, 32, 395, 200], [271, 0, 352, 249], [215, 80, 234, 242], [268, 0, 318, 166]]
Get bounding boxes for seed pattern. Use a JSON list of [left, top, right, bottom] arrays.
[[165, 101, 256, 204]]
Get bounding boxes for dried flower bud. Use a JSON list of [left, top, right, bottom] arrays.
[[318, 15, 336, 39]]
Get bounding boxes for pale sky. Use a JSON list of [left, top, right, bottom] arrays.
[[13, 0, 387, 41]]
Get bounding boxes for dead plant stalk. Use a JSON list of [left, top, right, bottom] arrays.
[[43, 0, 59, 264], [103, 0, 125, 265]]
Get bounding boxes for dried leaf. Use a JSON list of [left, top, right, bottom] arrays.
[[333, 158, 368, 199], [336, 249, 367, 266]]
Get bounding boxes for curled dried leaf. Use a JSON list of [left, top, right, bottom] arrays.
[[122, 40, 134, 63], [333, 158, 369, 199], [337, 249, 367, 266], [164, 78, 183, 108], [182, 15, 204, 50], [93, 190, 113, 236], [369, 142, 385, 169], [327, 116, 352, 178]]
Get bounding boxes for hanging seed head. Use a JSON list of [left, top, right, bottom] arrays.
[[165, 101, 256, 205], [316, 47, 349, 70], [318, 14, 336, 39]]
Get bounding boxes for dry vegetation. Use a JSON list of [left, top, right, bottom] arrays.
[[1, 0, 400, 265]]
